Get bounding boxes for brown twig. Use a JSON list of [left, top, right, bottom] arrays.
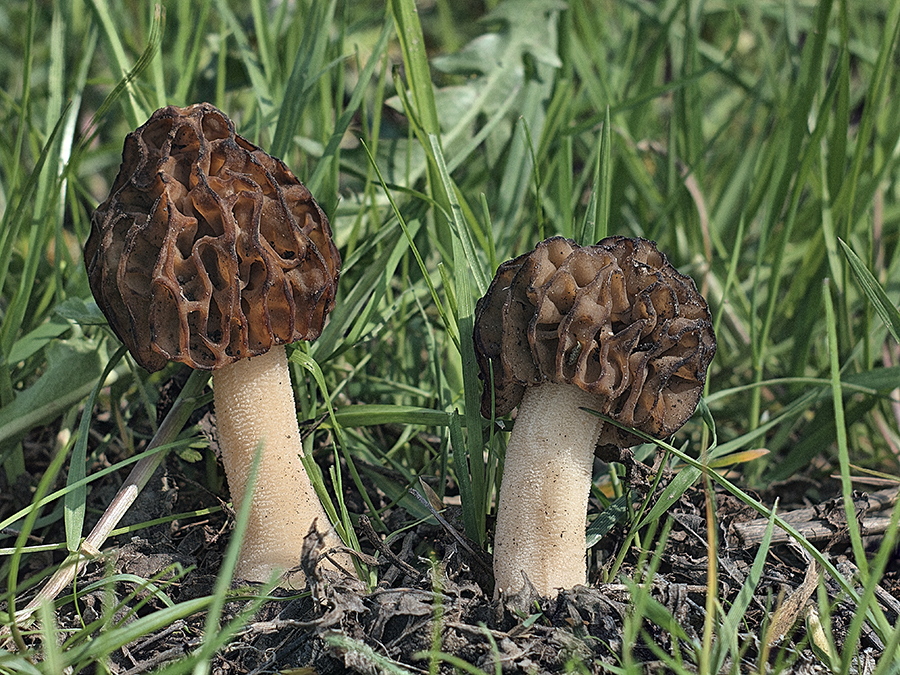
[[358, 515, 421, 579], [730, 488, 899, 547]]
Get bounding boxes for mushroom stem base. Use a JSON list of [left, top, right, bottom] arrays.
[[213, 346, 343, 586], [492, 383, 605, 598]]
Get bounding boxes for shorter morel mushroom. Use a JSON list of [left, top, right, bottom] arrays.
[[85, 103, 344, 586], [473, 236, 716, 597]]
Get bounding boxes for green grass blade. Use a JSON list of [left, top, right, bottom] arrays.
[[713, 503, 777, 672], [428, 134, 491, 539], [840, 239, 900, 343], [638, 462, 701, 528], [331, 405, 450, 429], [64, 345, 126, 553], [65, 596, 213, 672], [291, 348, 373, 542], [842, 495, 900, 674], [2, 434, 69, 650], [36, 599, 62, 674], [833, 0, 900, 228], [88, 0, 157, 127], [270, 0, 335, 160], [315, 219, 417, 361], [213, 0, 273, 120], [306, 14, 392, 196], [448, 411, 480, 546], [361, 139, 460, 352], [388, 0, 440, 137], [4, 0, 35, 196], [428, 135, 489, 295], [0, 437, 203, 535], [0, 106, 71, 352], [189, 446, 265, 675], [594, 106, 612, 243], [822, 279, 867, 573], [72, 6, 162, 160], [249, 0, 276, 88], [172, 0, 212, 103]]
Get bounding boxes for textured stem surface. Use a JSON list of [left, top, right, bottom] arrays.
[[493, 383, 605, 597], [213, 346, 341, 585]]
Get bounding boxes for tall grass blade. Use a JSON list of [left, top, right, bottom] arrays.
[[213, 0, 273, 119], [834, 0, 900, 228], [361, 140, 460, 351], [594, 106, 612, 243], [306, 15, 392, 197], [270, 0, 334, 160], [388, 0, 440, 137], [840, 239, 900, 344], [73, 6, 162, 158], [172, 0, 213, 103], [291, 349, 373, 540], [823, 278, 867, 573], [713, 502, 777, 672], [64, 346, 126, 553], [88, 0, 160, 127], [190, 445, 264, 675], [0, 108, 71, 353], [2, 436, 69, 651]]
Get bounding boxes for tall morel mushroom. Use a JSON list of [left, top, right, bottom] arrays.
[[85, 103, 343, 585], [473, 236, 716, 597]]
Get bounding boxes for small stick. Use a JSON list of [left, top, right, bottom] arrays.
[[408, 487, 493, 579], [731, 488, 899, 546], [358, 515, 420, 579], [1, 369, 209, 644]]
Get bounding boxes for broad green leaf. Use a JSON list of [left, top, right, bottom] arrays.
[[54, 298, 108, 326], [0, 339, 106, 446], [5, 319, 71, 366], [585, 494, 628, 548]]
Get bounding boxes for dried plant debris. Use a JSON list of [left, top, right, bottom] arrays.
[[728, 488, 898, 548], [200, 488, 896, 674], [4, 429, 898, 673]]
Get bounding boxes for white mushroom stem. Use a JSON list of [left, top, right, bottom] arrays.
[[493, 382, 605, 598], [212, 345, 343, 585]]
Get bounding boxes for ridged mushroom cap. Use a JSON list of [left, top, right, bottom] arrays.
[[84, 103, 340, 372], [473, 236, 716, 448]]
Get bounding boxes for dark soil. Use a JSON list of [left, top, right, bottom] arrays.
[[2, 383, 898, 674]]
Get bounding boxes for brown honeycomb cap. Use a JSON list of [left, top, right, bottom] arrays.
[[85, 103, 340, 372], [473, 236, 716, 448]]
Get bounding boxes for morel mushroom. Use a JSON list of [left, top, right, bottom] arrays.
[[85, 103, 343, 586], [473, 236, 716, 597]]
